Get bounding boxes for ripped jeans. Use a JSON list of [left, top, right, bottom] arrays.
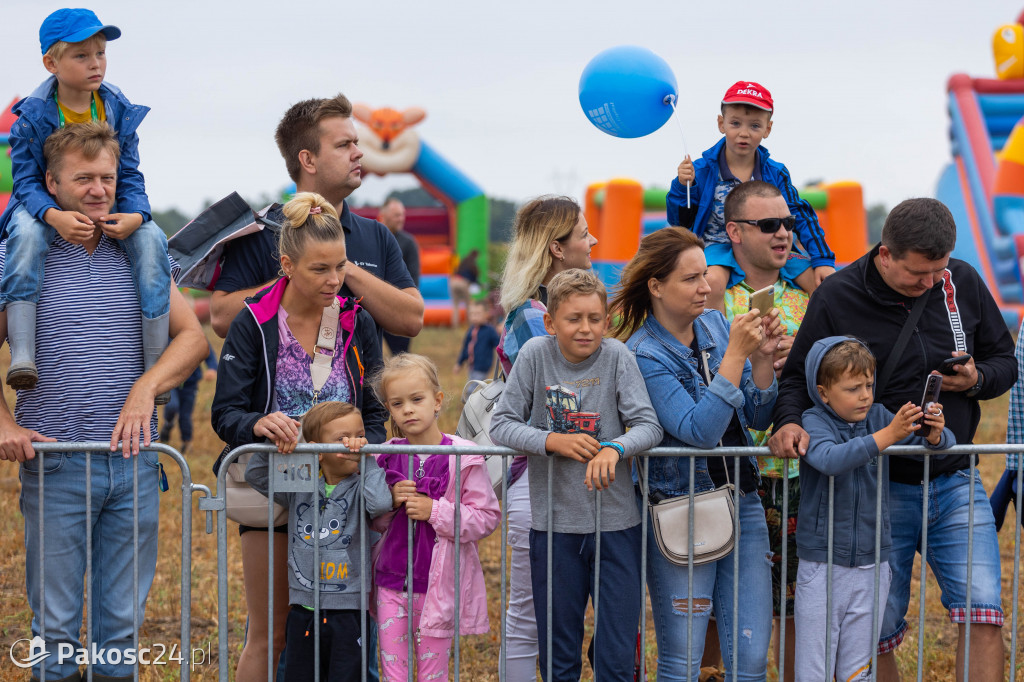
[[644, 491, 772, 681]]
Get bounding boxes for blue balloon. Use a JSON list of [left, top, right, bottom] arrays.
[[579, 46, 678, 139]]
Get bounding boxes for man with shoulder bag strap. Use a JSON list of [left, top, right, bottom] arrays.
[[768, 198, 1016, 682]]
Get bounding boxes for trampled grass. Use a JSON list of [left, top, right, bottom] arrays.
[[0, 325, 1021, 680]]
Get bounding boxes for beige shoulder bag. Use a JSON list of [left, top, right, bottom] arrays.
[[647, 348, 737, 566]]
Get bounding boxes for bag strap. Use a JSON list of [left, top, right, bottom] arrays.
[[310, 299, 341, 404], [876, 292, 929, 396], [634, 346, 736, 496], [700, 349, 732, 488]]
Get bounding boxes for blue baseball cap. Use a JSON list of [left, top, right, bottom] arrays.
[[39, 8, 121, 55]]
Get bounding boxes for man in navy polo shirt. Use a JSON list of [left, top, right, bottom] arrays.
[[210, 94, 424, 343]]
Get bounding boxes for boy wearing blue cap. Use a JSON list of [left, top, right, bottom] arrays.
[[0, 8, 170, 396]]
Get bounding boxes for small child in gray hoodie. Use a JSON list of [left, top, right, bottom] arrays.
[[794, 337, 952, 682], [246, 401, 392, 682]]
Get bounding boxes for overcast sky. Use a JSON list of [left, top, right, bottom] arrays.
[[1, 0, 1014, 218]]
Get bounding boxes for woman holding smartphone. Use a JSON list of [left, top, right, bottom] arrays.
[[612, 226, 783, 681]]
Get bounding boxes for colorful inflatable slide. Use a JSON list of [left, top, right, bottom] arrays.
[[936, 74, 1024, 328], [352, 105, 488, 326], [0, 97, 15, 216]]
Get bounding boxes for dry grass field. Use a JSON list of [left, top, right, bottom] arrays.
[[0, 324, 1022, 680]]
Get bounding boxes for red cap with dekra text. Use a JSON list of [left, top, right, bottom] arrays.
[[722, 81, 773, 113]]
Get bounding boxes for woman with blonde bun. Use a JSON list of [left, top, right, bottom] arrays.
[[213, 192, 386, 681]]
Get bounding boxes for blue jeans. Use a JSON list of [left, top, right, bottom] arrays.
[[879, 469, 1004, 652], [164, 369, 200, 441], [20, 450, 161, 679], [530, 525, 642, 682], [1, 205, 171, 318], [644, 491, 772, 681]]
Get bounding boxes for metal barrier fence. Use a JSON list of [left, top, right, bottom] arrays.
[[9, 442, 1024, 680], [18, 442, 211, 682], [202, 442, 1024, 682]]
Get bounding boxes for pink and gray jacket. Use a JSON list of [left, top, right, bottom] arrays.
[[372, 434, 502, 638], [212, 276, 387, 461]]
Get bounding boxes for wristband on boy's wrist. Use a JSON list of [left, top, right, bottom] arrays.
[[599, 441, 626, 458]]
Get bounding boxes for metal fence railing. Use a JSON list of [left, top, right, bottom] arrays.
[[9, 442, 1024, 680], [17, 442, 211, 682], [203, 442, 1024, 682]]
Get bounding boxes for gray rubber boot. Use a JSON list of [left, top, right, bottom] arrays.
[[6, 301, 38, 390], [143, 312, 170, 405]]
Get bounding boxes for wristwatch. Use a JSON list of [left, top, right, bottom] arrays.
[[966, 369, 985, 398]]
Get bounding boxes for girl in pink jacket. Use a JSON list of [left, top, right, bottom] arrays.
[[371, 353, 501, 681]]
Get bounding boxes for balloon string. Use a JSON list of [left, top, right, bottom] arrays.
[[665, 94, 691, 208]]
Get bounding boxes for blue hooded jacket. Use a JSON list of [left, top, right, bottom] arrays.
[[0, 76, 151, 236], [666, 137, 834, 268], [797, 336, 954, 567]]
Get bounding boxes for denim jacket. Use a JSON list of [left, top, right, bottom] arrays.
[[0, 76, 151, 237], [626, 310, 777, 496]]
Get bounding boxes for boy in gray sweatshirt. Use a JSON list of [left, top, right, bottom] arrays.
[[246, 401, 392, 682], [490, 269, 663, 682], [795, 337, 952, 682]]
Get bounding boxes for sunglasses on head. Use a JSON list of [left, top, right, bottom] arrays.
[[733, 216, 797, 233]]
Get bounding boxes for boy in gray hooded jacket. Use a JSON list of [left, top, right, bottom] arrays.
[[794, 337, 952, 682], [246, 401, 392, 681]]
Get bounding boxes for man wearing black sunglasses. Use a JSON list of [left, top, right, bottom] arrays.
[[722, 180, 809, 680]]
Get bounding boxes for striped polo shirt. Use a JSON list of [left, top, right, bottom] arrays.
[[0, 236, 176, 442]]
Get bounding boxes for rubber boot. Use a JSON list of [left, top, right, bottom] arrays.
[[143, 312, 170, 405], [6, 301, 38, 390]]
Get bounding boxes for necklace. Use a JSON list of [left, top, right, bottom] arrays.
[[55, 91, 98, 128]]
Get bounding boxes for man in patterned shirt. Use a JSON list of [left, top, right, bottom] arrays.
[[995, 320, 1024, 530], [721, 180, 807, 681]]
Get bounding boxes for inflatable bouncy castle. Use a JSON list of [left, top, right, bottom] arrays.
[[584, 179, 868, 290], [934, 10, 1024, 327], [351, 105, 488, 326], [0, 97, 16, 216]]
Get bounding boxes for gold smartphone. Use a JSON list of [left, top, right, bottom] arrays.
[[748, 285, 775, 315]]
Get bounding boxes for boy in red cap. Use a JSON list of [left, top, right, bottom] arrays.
[[667, 81, 835, 310], [0, 8, 171, 396]]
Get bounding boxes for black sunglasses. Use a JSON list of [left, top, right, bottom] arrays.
[[733, 216, 796, 233]]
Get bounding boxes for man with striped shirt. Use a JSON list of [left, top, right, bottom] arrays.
[[0, 121, 207, 681]]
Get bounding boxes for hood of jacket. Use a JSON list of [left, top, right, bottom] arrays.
[[804, 335, 875, 424], [246, 276, 362, 335]]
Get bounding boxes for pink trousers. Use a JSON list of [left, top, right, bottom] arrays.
[[376, 586, 451, 682]]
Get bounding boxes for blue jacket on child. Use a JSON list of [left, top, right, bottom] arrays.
[[666, 137, 834, 268], [0, 76, 151, 237], [797, 336, 954, 567]]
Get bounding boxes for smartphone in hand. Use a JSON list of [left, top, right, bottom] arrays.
[[938, 354, 971, 376], [916, 374, 943, 438], [748, 285, 774, 316]]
